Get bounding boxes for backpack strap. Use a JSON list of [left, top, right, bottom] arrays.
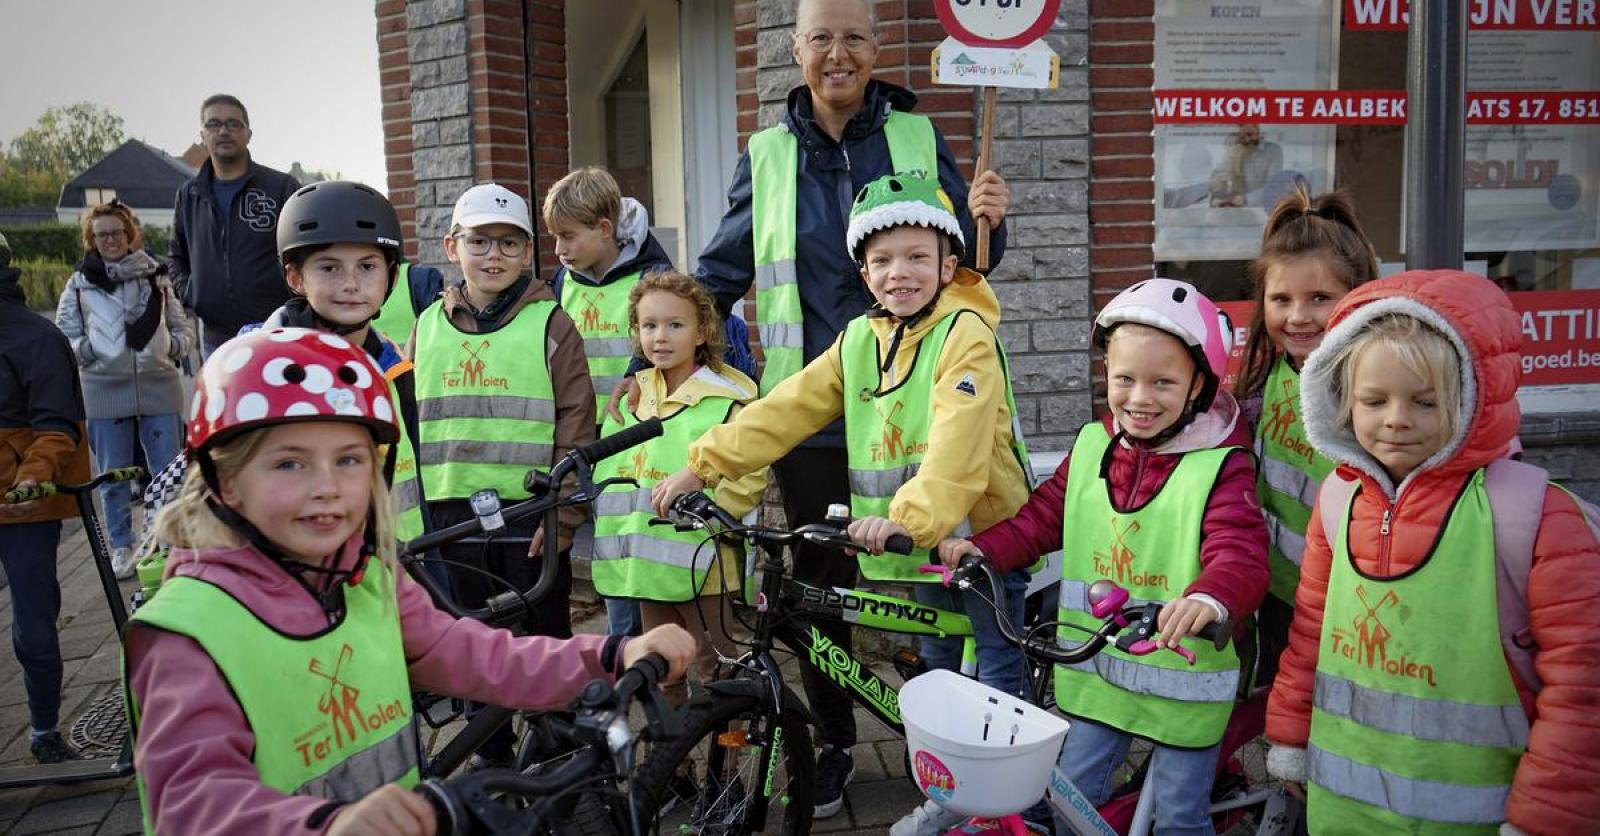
[[1317, 471, 1359, 551], [1482, 457, 1548, 694]]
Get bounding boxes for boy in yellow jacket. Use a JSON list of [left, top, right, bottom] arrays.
[[654, 175, 1036, 825]]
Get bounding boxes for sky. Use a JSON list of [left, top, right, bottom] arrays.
[[4, 1, 387, 190]]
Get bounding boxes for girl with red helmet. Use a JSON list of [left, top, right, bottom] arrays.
[[122, 327, 696, 836], [938, 279, 1269, 834]]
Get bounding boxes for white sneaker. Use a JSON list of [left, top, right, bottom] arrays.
[[889, 798, 968, 836], [111, 548, 136, 580]]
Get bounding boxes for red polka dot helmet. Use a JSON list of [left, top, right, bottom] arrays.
[[187, 327, 399, 454]]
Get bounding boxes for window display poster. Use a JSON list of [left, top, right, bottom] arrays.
[[1154, 0, 1340, 261], [1462, 29, 1600, 250]]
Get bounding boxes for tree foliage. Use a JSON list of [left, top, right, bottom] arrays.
[[0, 103, 127, 208]]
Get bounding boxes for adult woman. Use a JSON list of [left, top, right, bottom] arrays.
[[56, 201, 193, 578]]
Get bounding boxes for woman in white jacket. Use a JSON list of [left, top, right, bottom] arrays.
[[55, 202, 193, 578]]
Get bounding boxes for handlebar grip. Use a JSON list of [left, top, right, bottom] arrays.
[[884, 534, 915, 555], [632, 652, 669, 683], [577, 417, 664, 465], [102, 466, 145, 484], [4, 483, 56, 504], [1195, 617, 1231, 651], [416, 779, 461, 836]]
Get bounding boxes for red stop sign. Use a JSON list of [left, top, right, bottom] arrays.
[[934, 0, 1062, 48]]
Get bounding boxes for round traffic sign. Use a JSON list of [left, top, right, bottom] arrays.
[[934, 0, 1062, 48]]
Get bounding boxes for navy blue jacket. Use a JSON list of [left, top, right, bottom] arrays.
[[694, 80, 1007, 447], [400, 262, 446, 316], [169, 157, 300, 335]]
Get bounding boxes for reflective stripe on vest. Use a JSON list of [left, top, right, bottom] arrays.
[[412, 299, 558, 500], [126, 561, 418, 831], [1254, 356, 1337, 604], [1054, 423, 1240, 748], [385, 374, 425, 542], [560, 273, 641, 417], [1307, 469, 1523, 833], [747, 111, 937, 395], [591, 399, 742, 600], [371, 262, 419, 346]]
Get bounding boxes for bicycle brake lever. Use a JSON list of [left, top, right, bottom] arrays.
[[917, 564, 954, 586], [1123, 639, 1197, 665]]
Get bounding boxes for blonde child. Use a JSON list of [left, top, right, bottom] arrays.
[[123, 328, 694, 835], [1265, 271, 1600, 834], [1235, 186, 1379, 683], [941, 278, 1269, 834], [652, 173, 1035, 826], [591, 270, 764, 696]]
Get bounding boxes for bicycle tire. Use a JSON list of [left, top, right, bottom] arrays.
[[634, 690, 815, 835]]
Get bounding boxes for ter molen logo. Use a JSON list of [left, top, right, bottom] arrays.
[[576, 290, 621, 335], [869, 399, 928, 463], [294, 643, 408, 768], [443, 339, 510, 390], [1328, 584, 1437, 687], [1091, 517, 1169, 591]]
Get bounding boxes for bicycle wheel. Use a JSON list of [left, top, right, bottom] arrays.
[[635, 690, 815, 835]]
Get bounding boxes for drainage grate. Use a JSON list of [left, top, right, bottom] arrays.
[[70, 691, 128, 756]]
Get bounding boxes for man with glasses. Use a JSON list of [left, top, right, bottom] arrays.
[[170, 94, 300, 357]]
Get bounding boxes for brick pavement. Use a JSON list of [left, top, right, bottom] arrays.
[[0, 522, 925, 835]]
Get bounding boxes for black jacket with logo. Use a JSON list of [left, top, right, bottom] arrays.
[[169, 157, 300, 335]]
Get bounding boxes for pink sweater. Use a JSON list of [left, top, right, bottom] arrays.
[[125, 539, 621, 834]]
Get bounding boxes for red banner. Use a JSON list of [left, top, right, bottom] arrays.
[[1153, 90, 1600, 125], [1218, 290, 1600, 388], [1345, 0, 1600, 30]]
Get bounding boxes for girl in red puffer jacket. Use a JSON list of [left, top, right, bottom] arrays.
[[940, 278, 1268, 834]]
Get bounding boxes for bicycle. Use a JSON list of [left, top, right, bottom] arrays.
[[417, 652, 683, 836], [901, 557, 1301, 836], [632, 491, 1060, 835], [0, 466, 144, 789]]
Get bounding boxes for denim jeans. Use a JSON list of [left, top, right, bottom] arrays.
[[1054, 716, 1221, 836], [912, 565, 1030, 697], [86, 414, 184, 549], [604, 597, 642, 637], [0, 521, 65, 732]]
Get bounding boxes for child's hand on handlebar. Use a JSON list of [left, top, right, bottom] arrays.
[[330, 783, 437, 836], [651, 469, 705, 517], [1155, 596, 1220, 650], [624, 624, 698, 683], [937, 538, 981, 570], [525, 525, 545, 560], [846, 516, 909, 556]]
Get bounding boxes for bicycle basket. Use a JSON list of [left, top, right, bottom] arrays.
[[900, 669, 1069, 818]]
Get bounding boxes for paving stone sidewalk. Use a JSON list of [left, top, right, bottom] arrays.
[[0, 521, 923, 835]]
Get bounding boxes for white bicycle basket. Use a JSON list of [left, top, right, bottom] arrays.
[[900, 669, 1069, 818]]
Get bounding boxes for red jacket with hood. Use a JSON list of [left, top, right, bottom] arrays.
[[1264, 271, 1600, 835], [971, 392, 1269, 621]]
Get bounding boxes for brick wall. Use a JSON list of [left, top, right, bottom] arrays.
[[1086, 0, 1155, 411], [378, 0, 567, 278]]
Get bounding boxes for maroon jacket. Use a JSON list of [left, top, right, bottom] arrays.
[[972, 398, 1268, 619]]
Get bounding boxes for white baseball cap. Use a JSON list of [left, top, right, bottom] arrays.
[[451, 183, 535, 237]]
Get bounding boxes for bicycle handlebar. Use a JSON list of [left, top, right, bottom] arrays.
[[399, 419, 664, 623], [4, 466, 145, 504], [417, 653, 675, 836], [667, 491, 914, 556]]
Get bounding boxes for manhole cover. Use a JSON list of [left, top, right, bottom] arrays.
[[70, 691, 127, 756]]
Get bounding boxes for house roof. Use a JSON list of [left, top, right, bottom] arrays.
[[57, 139, 196, 210]]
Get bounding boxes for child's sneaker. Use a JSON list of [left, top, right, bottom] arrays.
[[890, 798, 967, 836], [30, 731, 81, 764], [111, 547, 137, 580], [812, 745, 854, 819]]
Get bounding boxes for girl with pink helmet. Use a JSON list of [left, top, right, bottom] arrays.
[[940, 278, 1268, 833]]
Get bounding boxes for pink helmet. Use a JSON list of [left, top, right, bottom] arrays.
[[1092, 278, 1233, 411]]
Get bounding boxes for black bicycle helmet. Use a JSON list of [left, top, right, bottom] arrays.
[[277, 180, 403, 267]]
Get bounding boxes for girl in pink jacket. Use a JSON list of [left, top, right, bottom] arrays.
[[124, 327, 695, 836]]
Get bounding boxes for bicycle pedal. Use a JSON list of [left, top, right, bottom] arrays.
[[892, 649, 929, 680]]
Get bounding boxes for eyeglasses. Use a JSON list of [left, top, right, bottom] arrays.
[[203, 119, 247, 134], [92, 230, 128, 241], [454, 232, 529, 258], [798, 29, 876, 54]]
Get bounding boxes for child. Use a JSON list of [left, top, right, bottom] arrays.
[[1234, 186, 1378, 683], [55, 201, 193, 579], [1, 231, 94, 764], [652, 173, 1035, 823], [544, 166, 676, 640], [592, 270, 765, 697], [123, 328, 695, 835], [941, 278, 1269, 834], [1265, 272, 1600, 834], [409, 183, 597, 769]]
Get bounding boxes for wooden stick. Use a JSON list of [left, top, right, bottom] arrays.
[[975, 85, 997, 271]]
